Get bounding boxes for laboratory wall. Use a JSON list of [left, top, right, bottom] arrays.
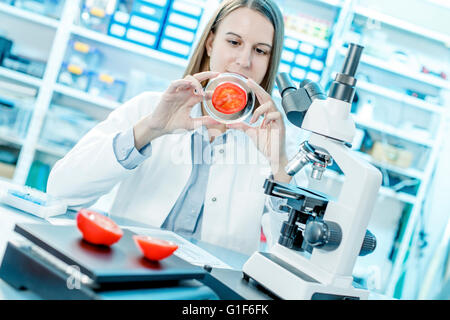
[[0, 0, 448, 300]]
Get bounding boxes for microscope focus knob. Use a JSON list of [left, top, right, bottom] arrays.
[[359, 230, 377, 256], [304, 220, 342, 251]]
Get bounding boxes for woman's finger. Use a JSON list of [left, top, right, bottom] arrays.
[[247, 78, 272, 105], [192, 71, 220, 82], [204, 90, 214, 100], [167, 79, 193, 93], [185, 75, 204, 96], [261, 112, 282, 128], [250, 101, 274, 124]]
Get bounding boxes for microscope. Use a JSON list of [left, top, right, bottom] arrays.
[[242, 43, 382, 300]]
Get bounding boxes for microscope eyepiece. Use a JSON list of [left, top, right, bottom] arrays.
[[341, 43, 364, 77], [276, 72, 296, 97], [276, 73, 326, 129], [328, 43, 364, 103], [301, 79, 327, 101]]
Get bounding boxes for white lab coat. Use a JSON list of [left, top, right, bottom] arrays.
[[47, 91, 308, 255]]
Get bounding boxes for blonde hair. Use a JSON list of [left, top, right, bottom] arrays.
[[184, 0, 284, 97]]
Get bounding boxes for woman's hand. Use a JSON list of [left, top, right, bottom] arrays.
[[226, 79, 292, 183], [134, 71, 220, 149]]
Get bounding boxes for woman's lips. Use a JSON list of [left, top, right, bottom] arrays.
[[227, 71, 248, 79]]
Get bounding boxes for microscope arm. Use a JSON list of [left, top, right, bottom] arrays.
[[307, 133, 382, 277]]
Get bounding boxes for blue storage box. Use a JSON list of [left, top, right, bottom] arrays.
[[128, 14, 163, 34], [170, 0, 203, 19], [165, 9, 200, 31], [290, 66, 306, 82], [306, 71, 320, 83], [107, 0, 131, 39], [162, 24, 196, 44], [298, 42, 315, 55], [125, 27, 159, 48], [314, 47, 327, 59], [158, 37, 192, 58], [294, 53, 311, 68], [281, 48, 295, 64], [139, 0, 170, 7], [283, 37, 299, 51], [157, 1, 203, 58], [132, 0, 168, 20], [309, 58, 324, 72], [278, 62, 291, 75], [108, 22, 127, 38], [111, 9, 130, 25]]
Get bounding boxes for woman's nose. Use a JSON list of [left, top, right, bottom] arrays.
[[235, 47, 252, 68]]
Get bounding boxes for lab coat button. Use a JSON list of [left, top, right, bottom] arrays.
[[211, 197, 217, 202], [219, 149, 224, 154]]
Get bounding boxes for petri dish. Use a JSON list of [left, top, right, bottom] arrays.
[[203, 73, 255, 124]]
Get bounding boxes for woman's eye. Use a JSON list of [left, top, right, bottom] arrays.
[[228, 40, 240, 46], [255, 48, 267, 55]]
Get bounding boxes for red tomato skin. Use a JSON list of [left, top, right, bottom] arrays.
[[133, 235, 178, 261], [76, 209, 123, 246], [212, 82, 247, 114]]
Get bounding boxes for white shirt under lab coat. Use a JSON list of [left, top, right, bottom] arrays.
[[47, 91, 308, 255]]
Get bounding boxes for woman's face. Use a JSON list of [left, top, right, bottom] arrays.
[[205, 7, 274, 85]]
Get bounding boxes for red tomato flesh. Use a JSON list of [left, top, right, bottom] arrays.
[[133, 235, 179, 261], [211, 82, 247, 114], [76, 209, 123, 246]]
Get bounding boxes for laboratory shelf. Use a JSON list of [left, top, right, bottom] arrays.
[[315, 0, 343, 8], [353, 116, 435, 147], [0, 66, 42, 88], [357, 81, 444, 114], [353, 5, 450, 46], [70, 26, 188, 69], [0, 2, 59, 29], [35, 143, 68, 158], [355, 150, 424, 180], [0, 176, 13, 184], [378, 186, 416, 204], [340, 48, 450, 90], [53, 84, 121, 110], [0, 133, 24, 147]]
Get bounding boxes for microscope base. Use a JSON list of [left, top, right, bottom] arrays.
[[242, 251, 369, 300]]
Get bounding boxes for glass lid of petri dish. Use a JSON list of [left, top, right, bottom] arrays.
[[203, 73, 255, 124]]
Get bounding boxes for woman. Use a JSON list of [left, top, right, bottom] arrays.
[[47, 0, 304, 255]]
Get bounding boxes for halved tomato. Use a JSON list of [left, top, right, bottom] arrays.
[[133, 235, 179, 261], [211, 82, 247, 114], [76, 209, 123, 246]]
